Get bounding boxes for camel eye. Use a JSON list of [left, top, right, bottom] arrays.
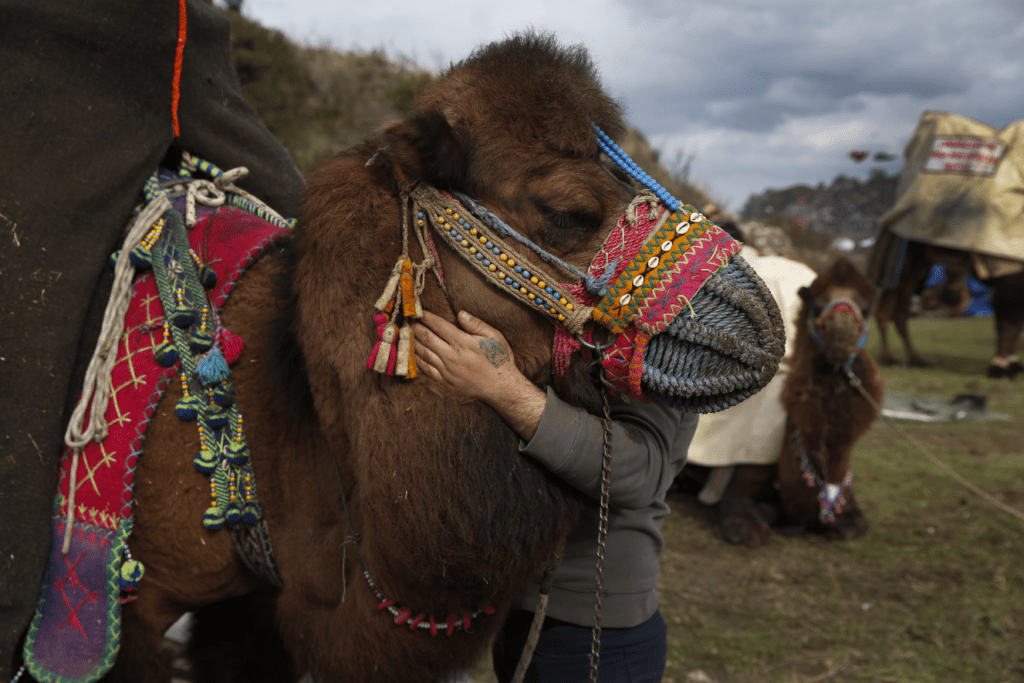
[[536, 202, 602, 247]]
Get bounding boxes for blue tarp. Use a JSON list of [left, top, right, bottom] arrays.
[[923, 265, 993, 316]]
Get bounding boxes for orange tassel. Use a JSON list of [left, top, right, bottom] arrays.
[[400, 259, 419, 318]]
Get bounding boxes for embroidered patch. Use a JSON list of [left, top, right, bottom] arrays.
[[25, 192, 288, 683]]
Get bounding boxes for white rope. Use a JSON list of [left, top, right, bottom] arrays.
[[62, 191, 171, 553], [183, 163, 287, 229], [845, 369, 1024, 526]]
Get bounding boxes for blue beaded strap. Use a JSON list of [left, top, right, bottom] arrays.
[[591, 123, 680, 212]]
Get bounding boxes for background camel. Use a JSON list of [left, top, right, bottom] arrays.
[[683, 258, 884, 548]]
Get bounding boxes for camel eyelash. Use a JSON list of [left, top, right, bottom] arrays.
[[536, 203, 602, 246]]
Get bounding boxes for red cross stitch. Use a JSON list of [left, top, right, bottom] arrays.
[[54, 550, 101, 639]]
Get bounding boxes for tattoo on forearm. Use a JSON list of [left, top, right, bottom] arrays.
[[479, 339, 510, 369]]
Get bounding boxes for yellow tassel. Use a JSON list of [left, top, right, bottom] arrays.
[[375, 259, 405, 312], [373, 323, 398, 374], [400, 259, 418, 318], [395, 324, 412, 377]]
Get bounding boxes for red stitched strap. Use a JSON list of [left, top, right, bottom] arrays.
[[172, 0, 187, 137]]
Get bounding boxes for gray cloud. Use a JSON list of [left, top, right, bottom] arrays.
[[244, 0, 1024, 209]]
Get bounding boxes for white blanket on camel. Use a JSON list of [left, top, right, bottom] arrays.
[[686, 248, 818, 466]]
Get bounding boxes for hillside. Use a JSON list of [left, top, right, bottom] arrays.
[[738, 169, 900, 271], [225, 10, 711, 208]]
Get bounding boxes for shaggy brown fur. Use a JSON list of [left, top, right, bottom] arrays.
[[111, 33, 638, 682], [876, 241, 1024, 377], [689, 258, 885, 548]]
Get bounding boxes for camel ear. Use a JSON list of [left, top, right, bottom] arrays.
[[382, 111, 469, 191], [798, 286, 812, 302]]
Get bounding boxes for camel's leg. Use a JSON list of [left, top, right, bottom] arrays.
[[892, 292, 931, 368], [988, 276, 1024, 379], [825, 490, 868, 541], [188, 592, 296, 683], [104, 591, 185, 683], [718, 465, 777, 549], [874, 289, 900, 366]]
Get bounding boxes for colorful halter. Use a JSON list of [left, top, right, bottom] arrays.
[[368, 127, 785, 413], [808, 296, 868, 370]]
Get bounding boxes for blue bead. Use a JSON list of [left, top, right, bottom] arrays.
[[505, 277, 513, 285], [536, 298, 544, 306], [514, 266, 523, 273], [483, 259, 490, 267], [492, 247, 500, 255], [485, 241, 493, 249], [417, 212, 424, 218], [545, 286, 553, 294], [522, 270, 531, 279], [450, 229, 459, 237], [511, 281, 519, 288]]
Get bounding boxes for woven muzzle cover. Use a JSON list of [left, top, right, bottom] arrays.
[[567, 192, 786, 413]]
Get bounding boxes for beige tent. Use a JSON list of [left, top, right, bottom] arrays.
[[878, 111, 1024, 278]]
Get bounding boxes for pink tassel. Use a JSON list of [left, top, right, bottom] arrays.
[[366, 313, 390, 369], [217, 328, 245, 365]]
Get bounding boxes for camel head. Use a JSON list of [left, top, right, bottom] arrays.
[[798, 257, 878, 368], [377, 32, 635, 404]]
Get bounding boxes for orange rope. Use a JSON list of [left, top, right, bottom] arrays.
[[172, 0, 188, 137]]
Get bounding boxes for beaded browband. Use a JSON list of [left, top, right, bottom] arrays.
[[408, 184, 593, 334]]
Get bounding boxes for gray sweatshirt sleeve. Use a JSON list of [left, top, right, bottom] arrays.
[[519, 387, 694, 510]]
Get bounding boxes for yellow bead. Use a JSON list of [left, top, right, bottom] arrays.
[[558, 314, 566, 321], [507, 259, 516, 267], [469, 247, 477, 255], [488, 265, 496, 272], [500, 254, 508, 261], [245, 495, 253, 501], [528, 293, 535, 300], [520, 287, 527, 295], [230, 494, 236, 501], [566, 303, 574, 311], [453, 213, 460, 220], [445, 209, 453, 215], [530, 276, 538, 284], [460, 240, 469, 247], [438, 216, 445, 224], [538, 281, 546, 288], [417, 220, 425, 227], [469, 229, 478, 236], [479, 236, 487, 244]]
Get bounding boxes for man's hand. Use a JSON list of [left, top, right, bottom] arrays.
[[412, 310, 546, 441]]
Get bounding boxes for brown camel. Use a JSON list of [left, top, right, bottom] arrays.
[[99, 34, 639, 682], [875, 241, 1024, 377], [685, 258, 885, 548]]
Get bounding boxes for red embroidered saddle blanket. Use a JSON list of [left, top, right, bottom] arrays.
[[24, 201, 288, 683]]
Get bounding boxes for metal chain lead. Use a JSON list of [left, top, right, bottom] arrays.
[[588, 341, 615, 683]]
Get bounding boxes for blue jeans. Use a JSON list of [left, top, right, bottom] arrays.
[[492, 609, 667, 683]]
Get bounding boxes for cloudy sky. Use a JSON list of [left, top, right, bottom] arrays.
[[243, 0, 1024, 211]]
